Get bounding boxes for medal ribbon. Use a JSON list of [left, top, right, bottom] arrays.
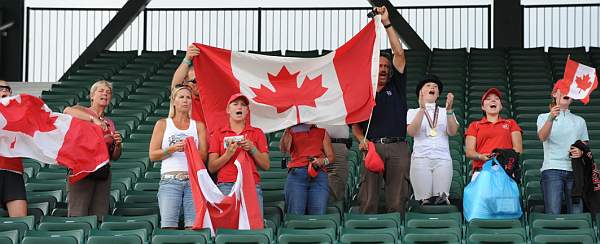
[[423, 106, 439, 130]]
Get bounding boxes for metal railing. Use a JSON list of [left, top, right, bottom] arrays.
[[523, 3, 600, 49], [24, 5, 491, 82]]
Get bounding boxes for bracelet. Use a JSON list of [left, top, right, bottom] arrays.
[[323, 158, 330, 166], [163, 148, 170, 157], [547, 115, 556, 122], [446, 110, 454, 115], [384, 23, 393, 29], [182, 57, 193, 66], [249, 147, 258, 155]]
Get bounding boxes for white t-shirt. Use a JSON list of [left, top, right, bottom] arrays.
[[406, 105, 455, 160], [161, 118, 199, 174]]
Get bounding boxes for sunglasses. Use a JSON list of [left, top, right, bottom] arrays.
[[186, 79, 197, 84], [562, 96, 570, 100], [174, 83, 188, 88], [0, 85, 11, 92]]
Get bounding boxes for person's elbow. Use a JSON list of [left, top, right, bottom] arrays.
[[63, 106, 73, 114], [149, 152, 161, 162], [260, 159, 270, 171], [537, 131, 547, 142], [406, 126, 416, 137], [207, 163, 219, 173], [447, 127, 459, 137]]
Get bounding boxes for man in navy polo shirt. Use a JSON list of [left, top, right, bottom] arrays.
[[351, 6, 410, 214]]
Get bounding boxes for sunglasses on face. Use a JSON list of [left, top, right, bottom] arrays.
[[186, 79, 197, 84], [0, 86, 11, 92], [562, 96, 570, 100], [175, 83, 188, 88]]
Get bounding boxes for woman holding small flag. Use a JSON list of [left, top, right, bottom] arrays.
[[537, 80, 589, 214], [406, 75, 459, 205], [280, 124, 335, 215], [149, 85, 208, 229], [207, 93, 270, 215]]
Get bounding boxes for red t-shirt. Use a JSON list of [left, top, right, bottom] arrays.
[[465, 117, 522, 170], [208, 125, 268, 184], [0, 157, 23, 173], [192, 96, 206, 123], [288, 127, 326, 168]]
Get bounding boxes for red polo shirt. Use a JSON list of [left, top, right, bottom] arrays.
[[288, 127, 326, 168], [208, 124, 268, 184], [192, 96, 206, 123], [0, 157, 23, 173], [465, 117, 522, 170]]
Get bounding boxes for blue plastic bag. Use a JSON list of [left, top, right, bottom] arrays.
[[463, 159, 522, 221]]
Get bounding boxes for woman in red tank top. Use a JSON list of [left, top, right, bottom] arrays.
[[280, 124, 335, 215]]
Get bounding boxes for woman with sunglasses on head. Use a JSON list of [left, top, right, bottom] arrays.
[[149, 85, 208, 229], [537, 81, 589, 214], [171, 44, 205, 123], [63, 80, 122, 219], [465, 88, 523, 181]]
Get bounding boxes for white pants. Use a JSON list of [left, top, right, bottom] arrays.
[[409, 156, 453, 200]]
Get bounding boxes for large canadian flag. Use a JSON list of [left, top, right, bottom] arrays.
[[184, 137, 263, 234], [559, 58, 598, 104], [194, 16, 380, 133], [0, 94, 109, 183]]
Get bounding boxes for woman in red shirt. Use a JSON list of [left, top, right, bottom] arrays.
[[208, 94, 270, 214], [280, 124, 335, 214], [0, 80, 27, 217], [465, 88, 522, 180]]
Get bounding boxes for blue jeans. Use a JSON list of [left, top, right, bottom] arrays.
[[285, 167, 329, 215], [217, 183, 264, 216], [158, 178, 196, 228], [541, 169, 583, 214]]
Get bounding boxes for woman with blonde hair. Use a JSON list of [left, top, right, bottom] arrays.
[[63, 80, 123, 218], [149, 85, 208, 229]]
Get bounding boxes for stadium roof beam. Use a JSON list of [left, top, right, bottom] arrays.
[[367, 0, 430, 51], [60, 0, 151, 81]]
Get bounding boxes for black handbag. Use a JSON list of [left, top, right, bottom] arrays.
[[87, 142, 115, 180], [87, 164, 111, 180]]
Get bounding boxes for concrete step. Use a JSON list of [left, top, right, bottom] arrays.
[[8, 82, 54, 97]]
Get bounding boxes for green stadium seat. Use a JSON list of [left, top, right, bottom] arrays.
[[23, 229, 84, 244], [277, 228, 335, 244], [215, 228, 273, 244], [86, 235, 142, 244], [151, 229, 211, 244], [403, 227, 461, 244], [0, 230, 19, 244], [340, 228, 398, 244], [0, 216, 35, 239]]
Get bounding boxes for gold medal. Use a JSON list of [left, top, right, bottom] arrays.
[[424, 105, 439, 137], [429, 128, 438, 137]]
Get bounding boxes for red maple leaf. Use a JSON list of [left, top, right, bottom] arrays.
[[251, 66, 328, 122], [575, 74, 593, 93], [0, 96, 57, 137]]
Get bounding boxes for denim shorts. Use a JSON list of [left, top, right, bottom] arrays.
[[157, 178, 195, 228]]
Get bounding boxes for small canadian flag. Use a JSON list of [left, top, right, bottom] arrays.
[[558, 58, 599, 105]]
